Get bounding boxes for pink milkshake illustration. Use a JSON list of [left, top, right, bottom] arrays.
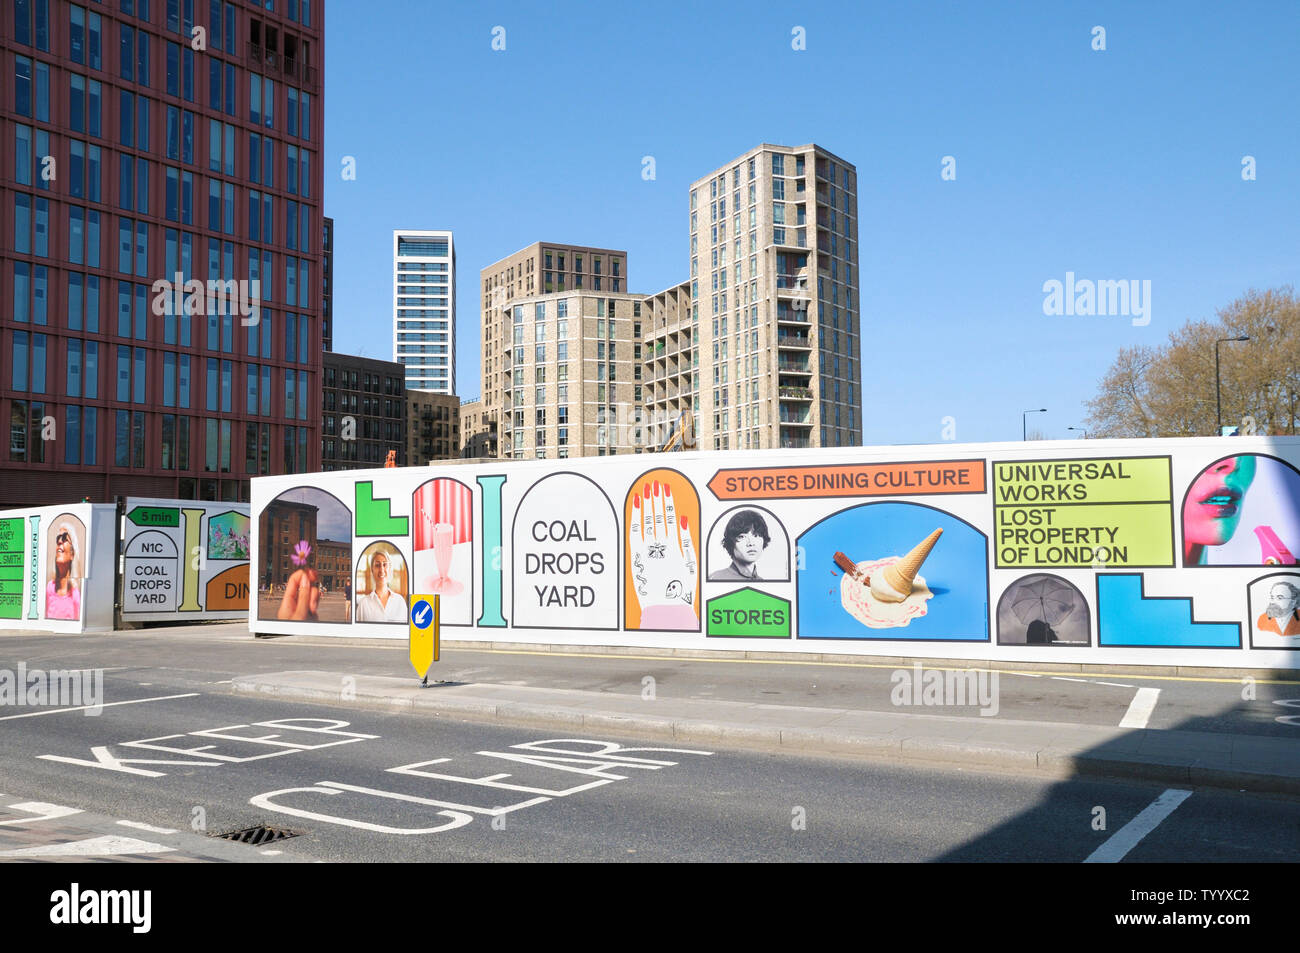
[[422, 515, 463, 595]]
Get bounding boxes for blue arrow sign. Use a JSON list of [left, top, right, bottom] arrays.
[[411, 598, 434, 630]]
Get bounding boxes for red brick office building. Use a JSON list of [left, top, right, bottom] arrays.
[[1, 0, 324, 507]]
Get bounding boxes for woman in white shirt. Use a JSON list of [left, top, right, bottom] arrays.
[[355, 549, 408, 623]]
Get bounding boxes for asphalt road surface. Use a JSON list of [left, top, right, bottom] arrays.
[[0, 666, 1297, 862]]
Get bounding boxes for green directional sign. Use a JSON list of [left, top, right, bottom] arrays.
[[127, 505, 180, 527], [706, 587, 791, 639], [0, 518, 22, 620]]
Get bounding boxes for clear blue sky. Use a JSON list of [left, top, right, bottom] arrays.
[[323, 0, 1299, 445]]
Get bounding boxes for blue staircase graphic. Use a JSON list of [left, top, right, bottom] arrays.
[[1097, 574, 1239, 648]]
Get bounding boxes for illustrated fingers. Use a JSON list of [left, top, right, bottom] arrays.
[[630, 495, 643, 551], [652, 481, 665, 540], [642, 482, 653, 542], [680, 515, 697, 580], [663, 483, 677, 536]]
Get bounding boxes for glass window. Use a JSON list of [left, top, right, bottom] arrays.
[[14, 194, 31, 254], [250, 75, 262, 123], [80, 9, 101, 69], [15, 56, 33, 117], [33, 265, 47, 324], [65, 406, 82, 465], [15, 124, 32, 185], [35, 61, 50, 122], [119, 25, 134, 82], [12, 333, 30, 392]]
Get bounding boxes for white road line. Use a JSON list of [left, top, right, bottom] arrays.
[[0, 834, 176, 857], [1096, 681, 1135, 688], [1052, 676, 1087, 683], [0, 801, 83, 826], [117, 820, 178, 835], [1084, 789, 1192, 863], [1119, 687, 1161, 729], [0, 692, 199, 721], [260, 849, 283, 856]]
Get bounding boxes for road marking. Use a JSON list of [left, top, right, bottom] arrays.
[[117, 820, 178, 835], [1084, 789, 1192, 863], [0, 834, 176, 857], [0, 801, 82, 826], [0, 692, 199, 721], [1051, 676, 1087, 683], [260, 849, 283, 856], [1119, 687, 1161, 729], [1096, 681, 1135, 688]]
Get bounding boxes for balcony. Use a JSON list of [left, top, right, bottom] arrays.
[[779, 406, 812, 425], [247, 43, 319, 89], [781, 436, 812, 449], [779, 385, 813, 401], [777, 359, 812, 375], [777, 333, 811, 349]]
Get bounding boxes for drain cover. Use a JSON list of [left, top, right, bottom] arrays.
[[212, 825, 300, 846]]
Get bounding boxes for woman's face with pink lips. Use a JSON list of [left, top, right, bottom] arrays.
[[1183, 455, 1258, 547]]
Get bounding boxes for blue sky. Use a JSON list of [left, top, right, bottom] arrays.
[[322, 0, 1299, 445]]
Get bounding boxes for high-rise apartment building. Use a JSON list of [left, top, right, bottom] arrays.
[[682, 143, 861, 450], [642, 280, 694, 448], [0, 0, 325, 507], [321, 351, 404, 471], [496, 290, 644, 459], [393, 229, 454, 395], [480, 242, 626, 454]]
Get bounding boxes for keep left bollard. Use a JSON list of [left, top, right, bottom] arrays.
[[408, 594, 439, 686]]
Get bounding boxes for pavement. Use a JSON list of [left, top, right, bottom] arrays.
[[231, 662, 1300, 796]]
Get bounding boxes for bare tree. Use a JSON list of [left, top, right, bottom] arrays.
[[1084, 287, 1298, 436]]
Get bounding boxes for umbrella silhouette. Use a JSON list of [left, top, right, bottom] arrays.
[[1010, 577, 1080, 626]]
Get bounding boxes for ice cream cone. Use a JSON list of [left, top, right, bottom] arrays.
[[882, 528, 942, 596]]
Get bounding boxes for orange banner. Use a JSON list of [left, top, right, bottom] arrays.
[[707, 460, 986, 500]]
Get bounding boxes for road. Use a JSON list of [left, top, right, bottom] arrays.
[[0, 627, 1296, 862], [4, 624, 1299, 734]]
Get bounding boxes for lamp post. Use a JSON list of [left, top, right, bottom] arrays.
[[1023, 408, 1046, 441], [1215, 335, 1250, 435], [1068, 426, 1088, 439]]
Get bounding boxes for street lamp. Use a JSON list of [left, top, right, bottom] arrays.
[[1068, 426, 1088, 439], [1215, 335, 1250, 435], [1023, 408, 1046, 441]]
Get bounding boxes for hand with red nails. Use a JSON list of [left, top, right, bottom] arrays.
[[629, 478, 698, 629]]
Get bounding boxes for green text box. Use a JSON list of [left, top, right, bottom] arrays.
[[994, 502, 1174, 568], [993, 457, 1171, 506], [707, 587, 791, 638]]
